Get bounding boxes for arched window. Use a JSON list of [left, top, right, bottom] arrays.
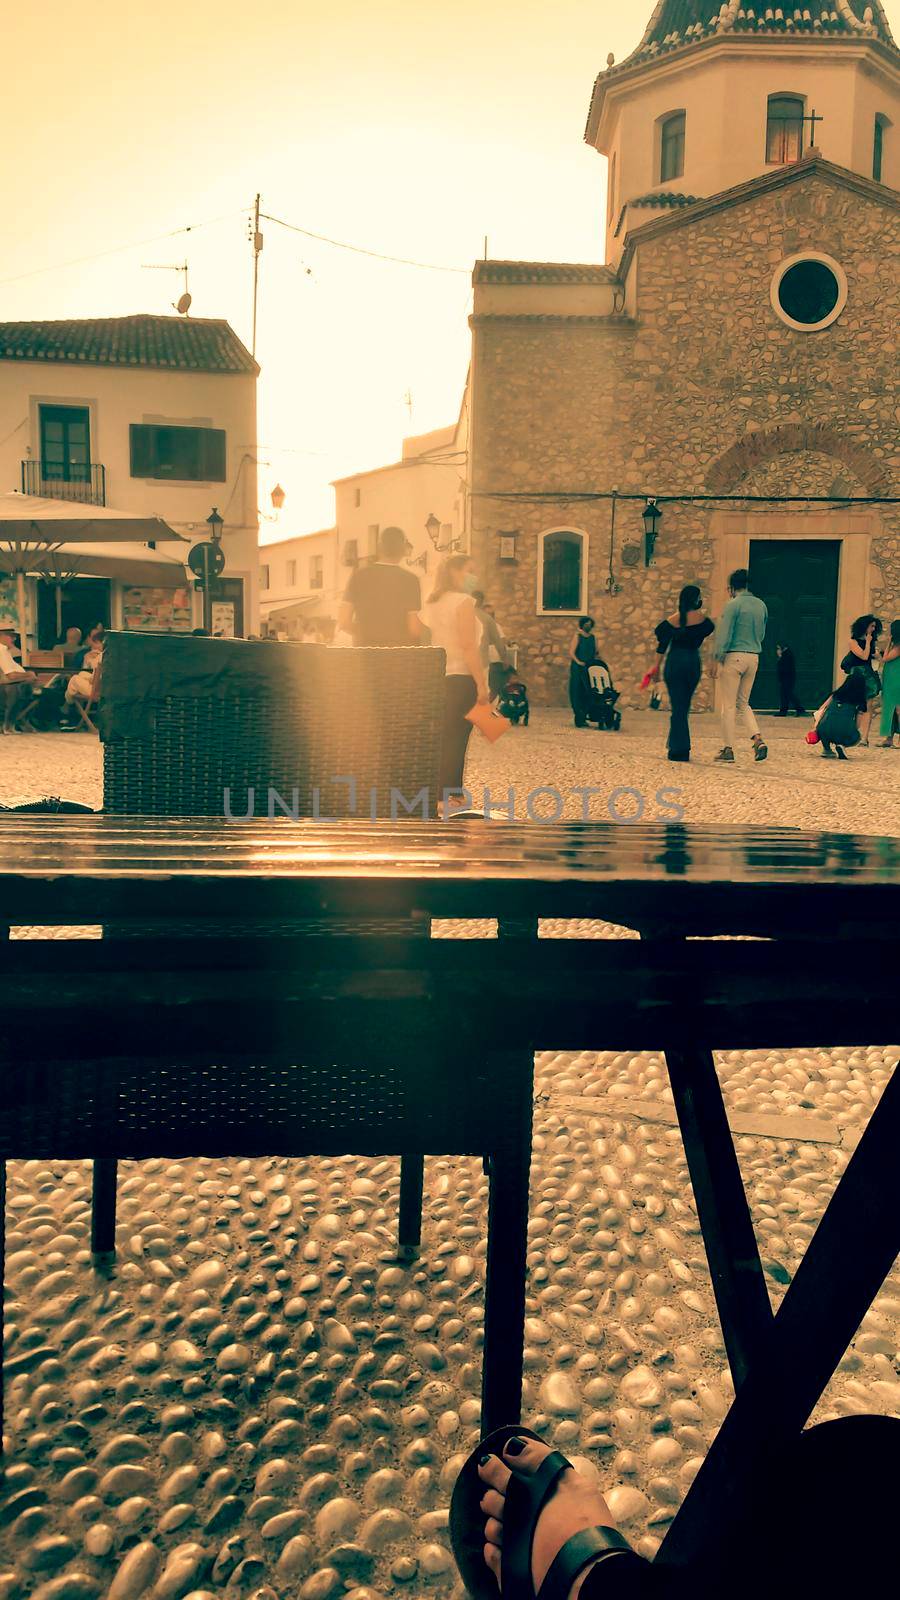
[[766, 94, 805, 165], [607, 151, 618, 226], [659, 112, 686, 183], [874, 114, 889, 183], [538, 529, 587, 615]]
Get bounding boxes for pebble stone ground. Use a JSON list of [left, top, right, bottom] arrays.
[[2, 714, 898, 1600]]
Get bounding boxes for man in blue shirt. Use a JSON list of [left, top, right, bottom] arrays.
[[711, 568, 769, 763]]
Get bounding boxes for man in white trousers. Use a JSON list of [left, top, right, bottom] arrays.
[[710, 569, 769, 764]]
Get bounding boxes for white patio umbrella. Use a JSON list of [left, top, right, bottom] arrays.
[[0, 492, 186, 663]]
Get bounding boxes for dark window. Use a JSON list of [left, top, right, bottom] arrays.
[[541, 531, 584, 612], [659, 113, 685, 183], [40, 405, 90, 483], [777, 259, 840, 326], [130, 423, 226, 481], [259, 564, 270, 591], [286, 560, 297, 586], [343, 538, 359, 566], [874, 115, 887, 182], [310, 555, 324, 590], [767, 95, 804, 164], [607, 152, 617, 225]]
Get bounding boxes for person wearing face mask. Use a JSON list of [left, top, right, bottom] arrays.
[[568, 616, 598, 728], [421, 555, 490, 811]]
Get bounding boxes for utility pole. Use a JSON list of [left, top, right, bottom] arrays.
[[251, 195, 263, 359]]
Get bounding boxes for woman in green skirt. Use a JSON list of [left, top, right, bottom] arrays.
[[877, 619, 900, 748]]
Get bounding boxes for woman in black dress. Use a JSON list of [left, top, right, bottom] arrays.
[[654, 585, 714, 762], [568, 616, 598, 727]]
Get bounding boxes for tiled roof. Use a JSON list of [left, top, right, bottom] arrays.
[[474, 261, 618, 285], [628, 1, 897, 63], [0, 315, 258, 374], [628, 190, 701, 207]]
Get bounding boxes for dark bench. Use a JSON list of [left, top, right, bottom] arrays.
[[1, 815, 897, 1578]]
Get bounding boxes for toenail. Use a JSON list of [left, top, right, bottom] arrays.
[[479, 1454, 492, 1466], [505, 1437, 526, 1456]]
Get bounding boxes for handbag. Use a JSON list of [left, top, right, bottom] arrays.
[[466, 701, 511, 744]]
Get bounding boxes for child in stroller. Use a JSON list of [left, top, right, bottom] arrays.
[[497, 671, 529, 726], [587, 659, 622, 731]]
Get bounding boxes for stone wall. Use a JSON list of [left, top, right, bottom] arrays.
[[471, 168, 900, 705]]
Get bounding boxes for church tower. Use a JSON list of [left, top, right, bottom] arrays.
[[587, 2, 900, 265]]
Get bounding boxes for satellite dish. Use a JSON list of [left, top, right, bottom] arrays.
[[175, 292, 192, 316]]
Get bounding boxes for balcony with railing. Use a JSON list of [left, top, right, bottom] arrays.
[[21, 458, 107, 506]]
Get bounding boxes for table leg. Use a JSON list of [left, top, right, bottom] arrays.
[[91, 1158, 118, 1258], [665, 1047, 772, 1389], [398, 1154, 424, 1260], [481, 1057, 533, 1436], [660, 1058, 900, 1572]]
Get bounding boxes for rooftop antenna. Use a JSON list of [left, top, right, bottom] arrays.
[[142, 260, 191, 314]]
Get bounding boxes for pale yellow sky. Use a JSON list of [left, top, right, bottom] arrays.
[[3, 2, 898, 534]]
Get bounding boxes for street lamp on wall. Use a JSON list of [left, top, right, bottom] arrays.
[[425, 513, 441, 548], [207, 506, 224, 544], [642, 499, 662, 567], [270, 483, 286, 512]]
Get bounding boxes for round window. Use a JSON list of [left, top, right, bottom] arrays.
[[771, 253, 848, 332]]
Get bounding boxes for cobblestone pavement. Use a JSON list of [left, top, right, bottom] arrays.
[[2, 717, 898, 1600]]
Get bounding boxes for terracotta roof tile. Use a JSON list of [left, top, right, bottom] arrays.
[[0, 315, 258, 375], [473, 261, 618, 285]]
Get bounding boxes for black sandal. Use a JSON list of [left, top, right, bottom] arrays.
[[450, 1425, 635, 1599]]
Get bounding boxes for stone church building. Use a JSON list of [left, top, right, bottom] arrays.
[[469, 1, 900, 710]]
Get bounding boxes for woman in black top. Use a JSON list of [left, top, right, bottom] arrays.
[[654, 585, 715, 762], [568, 616, 598, 727]]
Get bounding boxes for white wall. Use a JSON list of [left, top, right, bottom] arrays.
[[0, 357, 259, 631], [259, 528, 338, 615], [593, 42, 900, 263]]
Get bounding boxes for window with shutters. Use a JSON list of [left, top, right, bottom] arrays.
[[129, 423, 226, 481], [39, 405, 91, 483], [766, 95, 805, 165], [286, 560, 297, 586], [310, 554, 324, 590], [260, 564, 270, 591], [538, 528, 587, 615], [659, 113, 685, 183]]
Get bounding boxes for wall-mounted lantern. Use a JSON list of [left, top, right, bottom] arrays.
[[642, 499, 662, 567]]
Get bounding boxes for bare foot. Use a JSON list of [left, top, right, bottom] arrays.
[[478, 1434, 619, 1597]]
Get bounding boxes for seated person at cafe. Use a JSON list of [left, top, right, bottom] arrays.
[[0, 623, 37, 734]]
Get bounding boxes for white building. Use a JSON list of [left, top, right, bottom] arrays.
[[332, 394, 469, 590], [259, 528, 339, 638], [0, 315, 260, 642]]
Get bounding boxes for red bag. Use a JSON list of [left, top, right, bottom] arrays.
[[466, 701, 511, 743], [806, 729, 820, 746]]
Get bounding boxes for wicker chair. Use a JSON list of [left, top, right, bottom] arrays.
[[92, 631, 448, 1259]]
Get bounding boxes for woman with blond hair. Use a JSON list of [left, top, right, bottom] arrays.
[[421, 554, 489, 811]]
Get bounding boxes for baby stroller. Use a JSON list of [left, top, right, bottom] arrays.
[[587, 660, 622, 731], [497, 673, 529, 726]]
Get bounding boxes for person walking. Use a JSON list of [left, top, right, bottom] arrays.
[[653, 585, 715, 763], [712, 568, 768, 764], [568, 617, 598, 728], [841, 615, 882, 746], [473, 592, 512, 698], [337, 525, 422, 646], [421, 555, 489, 813], [776, 643, 806, 716], [876, 618, 900, 748]]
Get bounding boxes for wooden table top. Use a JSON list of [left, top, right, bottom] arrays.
[[1, 817, 897, 936]]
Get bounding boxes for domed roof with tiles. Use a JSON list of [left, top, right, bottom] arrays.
[[617, 2, 898, 74]]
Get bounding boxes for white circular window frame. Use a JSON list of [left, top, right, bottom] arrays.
[[771, 251, 848, 333]]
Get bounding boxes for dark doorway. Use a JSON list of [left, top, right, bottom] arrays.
[[36, 576, 111, 649], [749, 540, 840, 711]]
